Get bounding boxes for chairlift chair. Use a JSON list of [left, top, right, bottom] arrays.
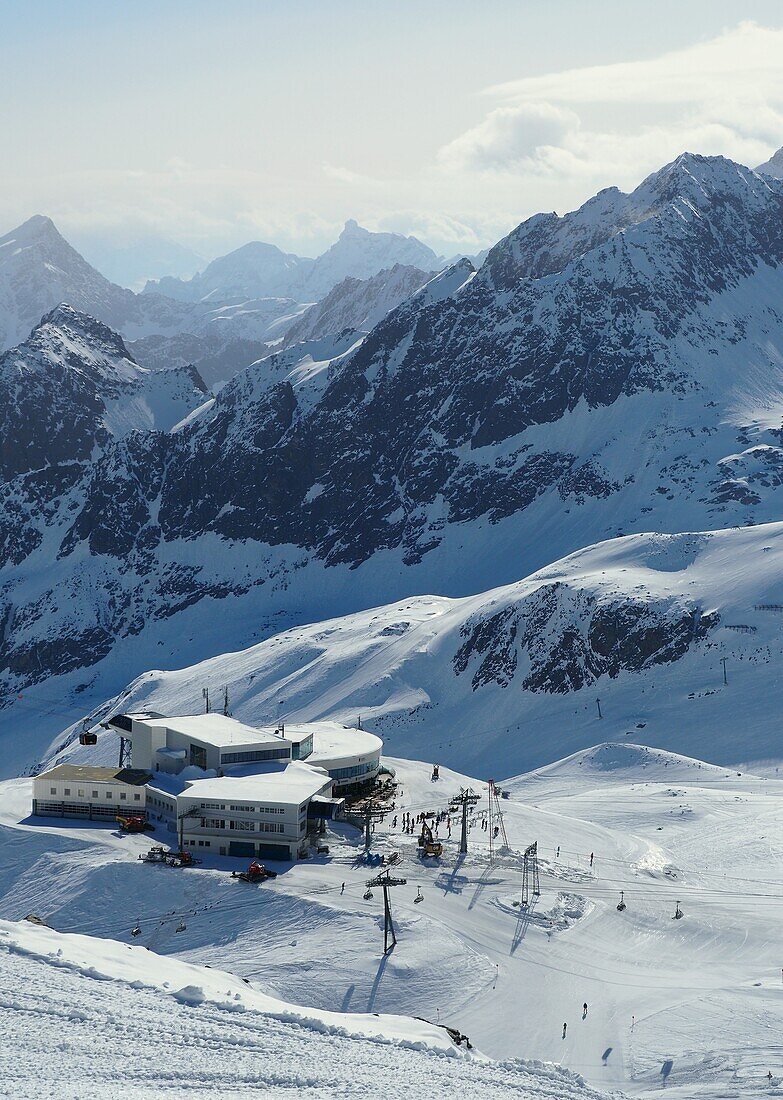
[[131, 920, 142, 937], [175, 920, 187, 933], [616, 890, 626, 912], [414, 886, 424, 904]]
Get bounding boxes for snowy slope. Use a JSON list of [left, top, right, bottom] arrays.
[[1, 749, 782, 1098], [34, 522, 783, 783], [282, 263, 434, 346], [0, 919, 604, 1099]]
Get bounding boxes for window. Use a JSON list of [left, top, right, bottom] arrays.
[[50, 787, 56, 795], [201, 818, 225, 830], [189, 743, 207, 770], [78, 789, 85, 797], [133, 793, 141, 801], [63, 788, 71, 796], [106, 792, 112, 798], [120, 793, 127, 801], [92, 790, 98, 798], [259, 822, 285, 834], [230, 820, 255, 832], [330, 760, 377, 780], [221, 747, 289, 764]]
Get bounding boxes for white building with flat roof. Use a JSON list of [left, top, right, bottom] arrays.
[[29, 712, 385, 861]]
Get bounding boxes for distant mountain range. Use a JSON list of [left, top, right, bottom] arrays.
[[6, 151, 783, 763], [144, 219, 442, 303], [0, 214, 446, 386]]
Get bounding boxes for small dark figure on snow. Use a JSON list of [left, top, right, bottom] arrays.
[[582, 1002, 588, 1018], [562, 1022, 567, 1039]]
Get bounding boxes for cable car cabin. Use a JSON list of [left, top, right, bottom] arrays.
[[79, 731, 98, 746]]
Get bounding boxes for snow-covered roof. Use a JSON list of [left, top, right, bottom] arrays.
[[177, 761, 331, 804], [305, 722, 382, 765], [140, 713, 289, 749]]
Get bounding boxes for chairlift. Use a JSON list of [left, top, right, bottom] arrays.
[[414, 886, 424, 904], [131, 919, 142, 937], [616, 890, 626, 912], [175, 919, 187, 933], [363, 889, 374, 901], [673, 900, 683, 920]]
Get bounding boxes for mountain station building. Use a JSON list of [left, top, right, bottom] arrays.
[[32, 712, 384, 862]]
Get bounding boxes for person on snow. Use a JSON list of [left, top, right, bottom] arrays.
[[562, 1022, 567, 1039], [582, 1002, 588, 1018]]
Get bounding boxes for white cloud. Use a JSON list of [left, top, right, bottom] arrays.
[[438, 102, 580, 173], [486, 21, 783, 107], [436, 22, 783, 190]]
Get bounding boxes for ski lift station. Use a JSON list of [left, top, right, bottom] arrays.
[[32, 713, 384, 862]]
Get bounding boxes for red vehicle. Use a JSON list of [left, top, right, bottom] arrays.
[[231, 860, 278, 883], [116, 815, 153, 833]]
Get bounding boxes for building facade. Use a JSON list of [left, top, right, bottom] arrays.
[[32, 765, 152, 820]]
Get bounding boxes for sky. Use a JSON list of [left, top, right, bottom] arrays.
[[3, 1, 783, 280]]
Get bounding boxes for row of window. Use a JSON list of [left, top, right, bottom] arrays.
[[227, 803, 284, 813], [198, 818, 287, 834], [221, 747, 289, 764], [330, 760, 377, 780], [51, 787, 141, 802], [35, 801, 123, 818]]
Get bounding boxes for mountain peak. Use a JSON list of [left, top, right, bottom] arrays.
[[755, 145, 783, 179], [340, 218, 366, 238], [33, 303, 134, 361], [9, 214, 61, 243]]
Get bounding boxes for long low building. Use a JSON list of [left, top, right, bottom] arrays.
[[32, 765, 152, 820]]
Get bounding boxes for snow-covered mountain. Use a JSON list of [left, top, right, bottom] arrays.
[[0, 305, 206, 477], [282, 263, 435, 346], [0, 214, 313, 384], [144, 220, 441, 304], [6, 153, 783, 723], [296, 220, 440, 300], [755, 144, 783, 178], [56, 522, 783, 781], [0, 215, 141, 350], [146, 240, 312, 304]]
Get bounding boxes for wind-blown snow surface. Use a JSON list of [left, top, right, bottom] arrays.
[[0, 920, 603, 1099], [41, 522, 783, 782], [1, 749, 781, 1098]]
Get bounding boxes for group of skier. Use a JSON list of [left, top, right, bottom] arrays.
[[562, 1004, 589, 1038]]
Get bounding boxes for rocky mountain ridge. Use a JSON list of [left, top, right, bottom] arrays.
[[5, 153, 783, 709]]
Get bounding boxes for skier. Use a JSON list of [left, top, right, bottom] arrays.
[[589, 852, 594, 867], [582, 1002, 588, 1018], [556, 846, 560, 858], [767, 1071, 773, 1085], [562, 1022, 567, 1039], [392, 816, 397, 829], [341, 883, 345, 894]]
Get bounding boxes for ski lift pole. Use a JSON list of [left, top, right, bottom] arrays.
[[366, 870, 407, 953]]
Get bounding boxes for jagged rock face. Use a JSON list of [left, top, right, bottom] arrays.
[[453, 582, 719, 694], [6, 154, 783, 692], [282, 263, 434, 347]]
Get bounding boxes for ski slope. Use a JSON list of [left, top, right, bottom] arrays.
[[0, 920, 603, 1100], [1, 747, 782, 1098], [37, 521, 783, 784]]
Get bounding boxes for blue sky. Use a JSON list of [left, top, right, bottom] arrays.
[[2, 1, 783, 263]]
